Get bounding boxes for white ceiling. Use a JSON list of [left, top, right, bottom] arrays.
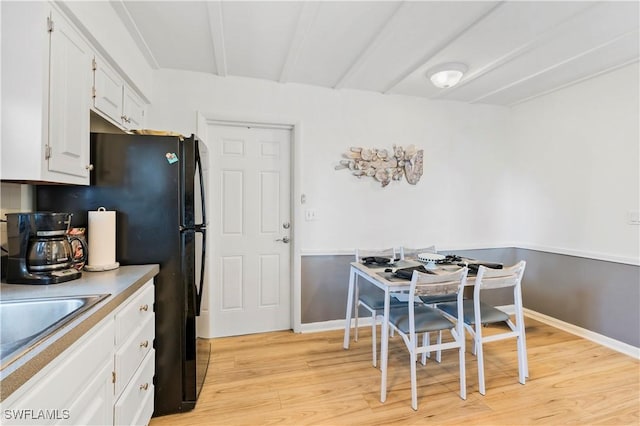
[[111, 1, 639, 106]]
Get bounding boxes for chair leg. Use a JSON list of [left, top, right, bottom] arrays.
[[410, 349, 418, 410], [475, 326, 486, 395], [517, 332, 526, 384], [435, 331, 442, 363], [458, 339, 467, 400], [421, 333, 429, 365]]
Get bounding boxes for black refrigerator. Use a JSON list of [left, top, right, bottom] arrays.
[[36, 132, 210, 416]]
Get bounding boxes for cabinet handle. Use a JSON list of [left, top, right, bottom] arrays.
[[86, 164, 94, 171], [139, 304, 149, 312], [140, 340, 149, 348], [139, 383, 149, 391], [121, 115, 131, 124]]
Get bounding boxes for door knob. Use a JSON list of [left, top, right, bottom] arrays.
[[276, 236, 290, 243]]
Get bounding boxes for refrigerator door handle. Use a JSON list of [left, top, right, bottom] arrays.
[[195, 227, 206, 316], [195, 143, 207, 228]]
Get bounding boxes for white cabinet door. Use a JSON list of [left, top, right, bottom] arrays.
[[122, 86, 145, 130], [47, 9, 92, 180], [65, 359, 114, 426], [2, 318, 115, 425], [93, 58, 124, 124]]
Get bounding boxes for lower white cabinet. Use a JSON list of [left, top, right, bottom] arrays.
[[1, 280, 155, 426]]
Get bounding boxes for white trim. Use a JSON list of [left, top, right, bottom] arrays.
[[524, 308, 640, 360], [300, 306, 640, 360], [299, 243, 517, 257], [298, 244, 640, 266], [300, 317, 375, 334], [515, 243, 639, 266]]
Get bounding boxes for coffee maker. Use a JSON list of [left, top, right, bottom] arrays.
[[4, 212, 86, 284]]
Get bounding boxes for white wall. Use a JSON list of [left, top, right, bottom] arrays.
[[147, 70, 513, 253], [510, 63, 640, 264]]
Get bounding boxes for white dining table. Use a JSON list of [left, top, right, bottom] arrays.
[[342, 259, 473, 402]]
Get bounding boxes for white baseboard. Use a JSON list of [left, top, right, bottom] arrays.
[[523, 308, 640, 360], [300, 317, 375, 333], [300, 307, 640, 360]]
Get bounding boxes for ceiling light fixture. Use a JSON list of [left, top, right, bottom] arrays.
[[426, 63, 467, 89]]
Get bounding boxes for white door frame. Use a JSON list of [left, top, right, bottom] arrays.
[[196, 111, 303, 333]]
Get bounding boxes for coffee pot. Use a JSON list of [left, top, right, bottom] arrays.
[[4, 212, 87, 284]]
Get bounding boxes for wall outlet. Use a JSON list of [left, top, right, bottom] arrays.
[[305, 209, 318, 221], [628, 210, 640, 225]]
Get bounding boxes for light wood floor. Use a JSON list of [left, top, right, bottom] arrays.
[[150, 318, 639, 425]]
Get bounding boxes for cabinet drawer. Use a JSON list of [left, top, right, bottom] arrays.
[[114, 313, 154, 396], [115, 281, 153, 347], [114, 349, 155, 426]]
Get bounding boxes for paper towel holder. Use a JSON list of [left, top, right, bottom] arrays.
[[84, 207, 120, 272]]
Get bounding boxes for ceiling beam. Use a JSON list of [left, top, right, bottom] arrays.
[[206, 1, 228, 77], [279, 2, 321, 83], [472, 30, 640, 105], [108, 0, 159, 69], [382, 1, 503, 94], [437, 2, 599, 99], [333, 1, 407, 90]]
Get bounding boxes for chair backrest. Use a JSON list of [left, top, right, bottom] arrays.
[[408, 267, 468, 336], [400, 245, 436, 260], [411, 267, 467, 298], [354, 248, 398, 262], [475, 260, 526, 292]]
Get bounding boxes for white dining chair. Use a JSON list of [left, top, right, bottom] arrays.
[[353, 248, 404, 367], [398, 245, 451, 363], [437, 260, 527, 395], [398, 245, 436, 260], [387, 267, 468, 410]]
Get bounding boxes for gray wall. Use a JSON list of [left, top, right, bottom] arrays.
[[301, 249, 640, 347], [515, 248, 640, 347]]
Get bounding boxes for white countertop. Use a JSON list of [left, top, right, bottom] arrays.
[[0, 264, 159, 401]]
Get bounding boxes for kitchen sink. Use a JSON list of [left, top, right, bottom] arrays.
[[0, 294, 110, 370]]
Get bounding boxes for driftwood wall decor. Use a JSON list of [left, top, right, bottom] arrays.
[[335, 144, 423, 187]]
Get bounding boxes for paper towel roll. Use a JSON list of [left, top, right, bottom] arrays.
[[86, 207, 119, 271]]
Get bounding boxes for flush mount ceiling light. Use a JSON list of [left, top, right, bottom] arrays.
[[426, 63, 467, 89]]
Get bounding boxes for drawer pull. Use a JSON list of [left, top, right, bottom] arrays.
[[139, 304, 149, 312], [140, 340, 149, 348], [139, 383, 149, 391]]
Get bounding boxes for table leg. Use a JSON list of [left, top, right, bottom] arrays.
[[343, 267, 355, 349], [380, 287, 391, 402]]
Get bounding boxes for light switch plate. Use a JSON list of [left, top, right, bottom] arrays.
[[628, 210, 640, 225]]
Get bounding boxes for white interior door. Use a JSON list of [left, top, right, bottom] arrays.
[[208, 123, 291, 337]]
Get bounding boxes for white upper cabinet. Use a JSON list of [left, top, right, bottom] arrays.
[[122, 86, 145, 130], [93, 57, 124, 123], [0, 2, 148, 185], [1, 3, 92, 185], [48, 9, 93, 179], [93, 57, 146, 131]]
